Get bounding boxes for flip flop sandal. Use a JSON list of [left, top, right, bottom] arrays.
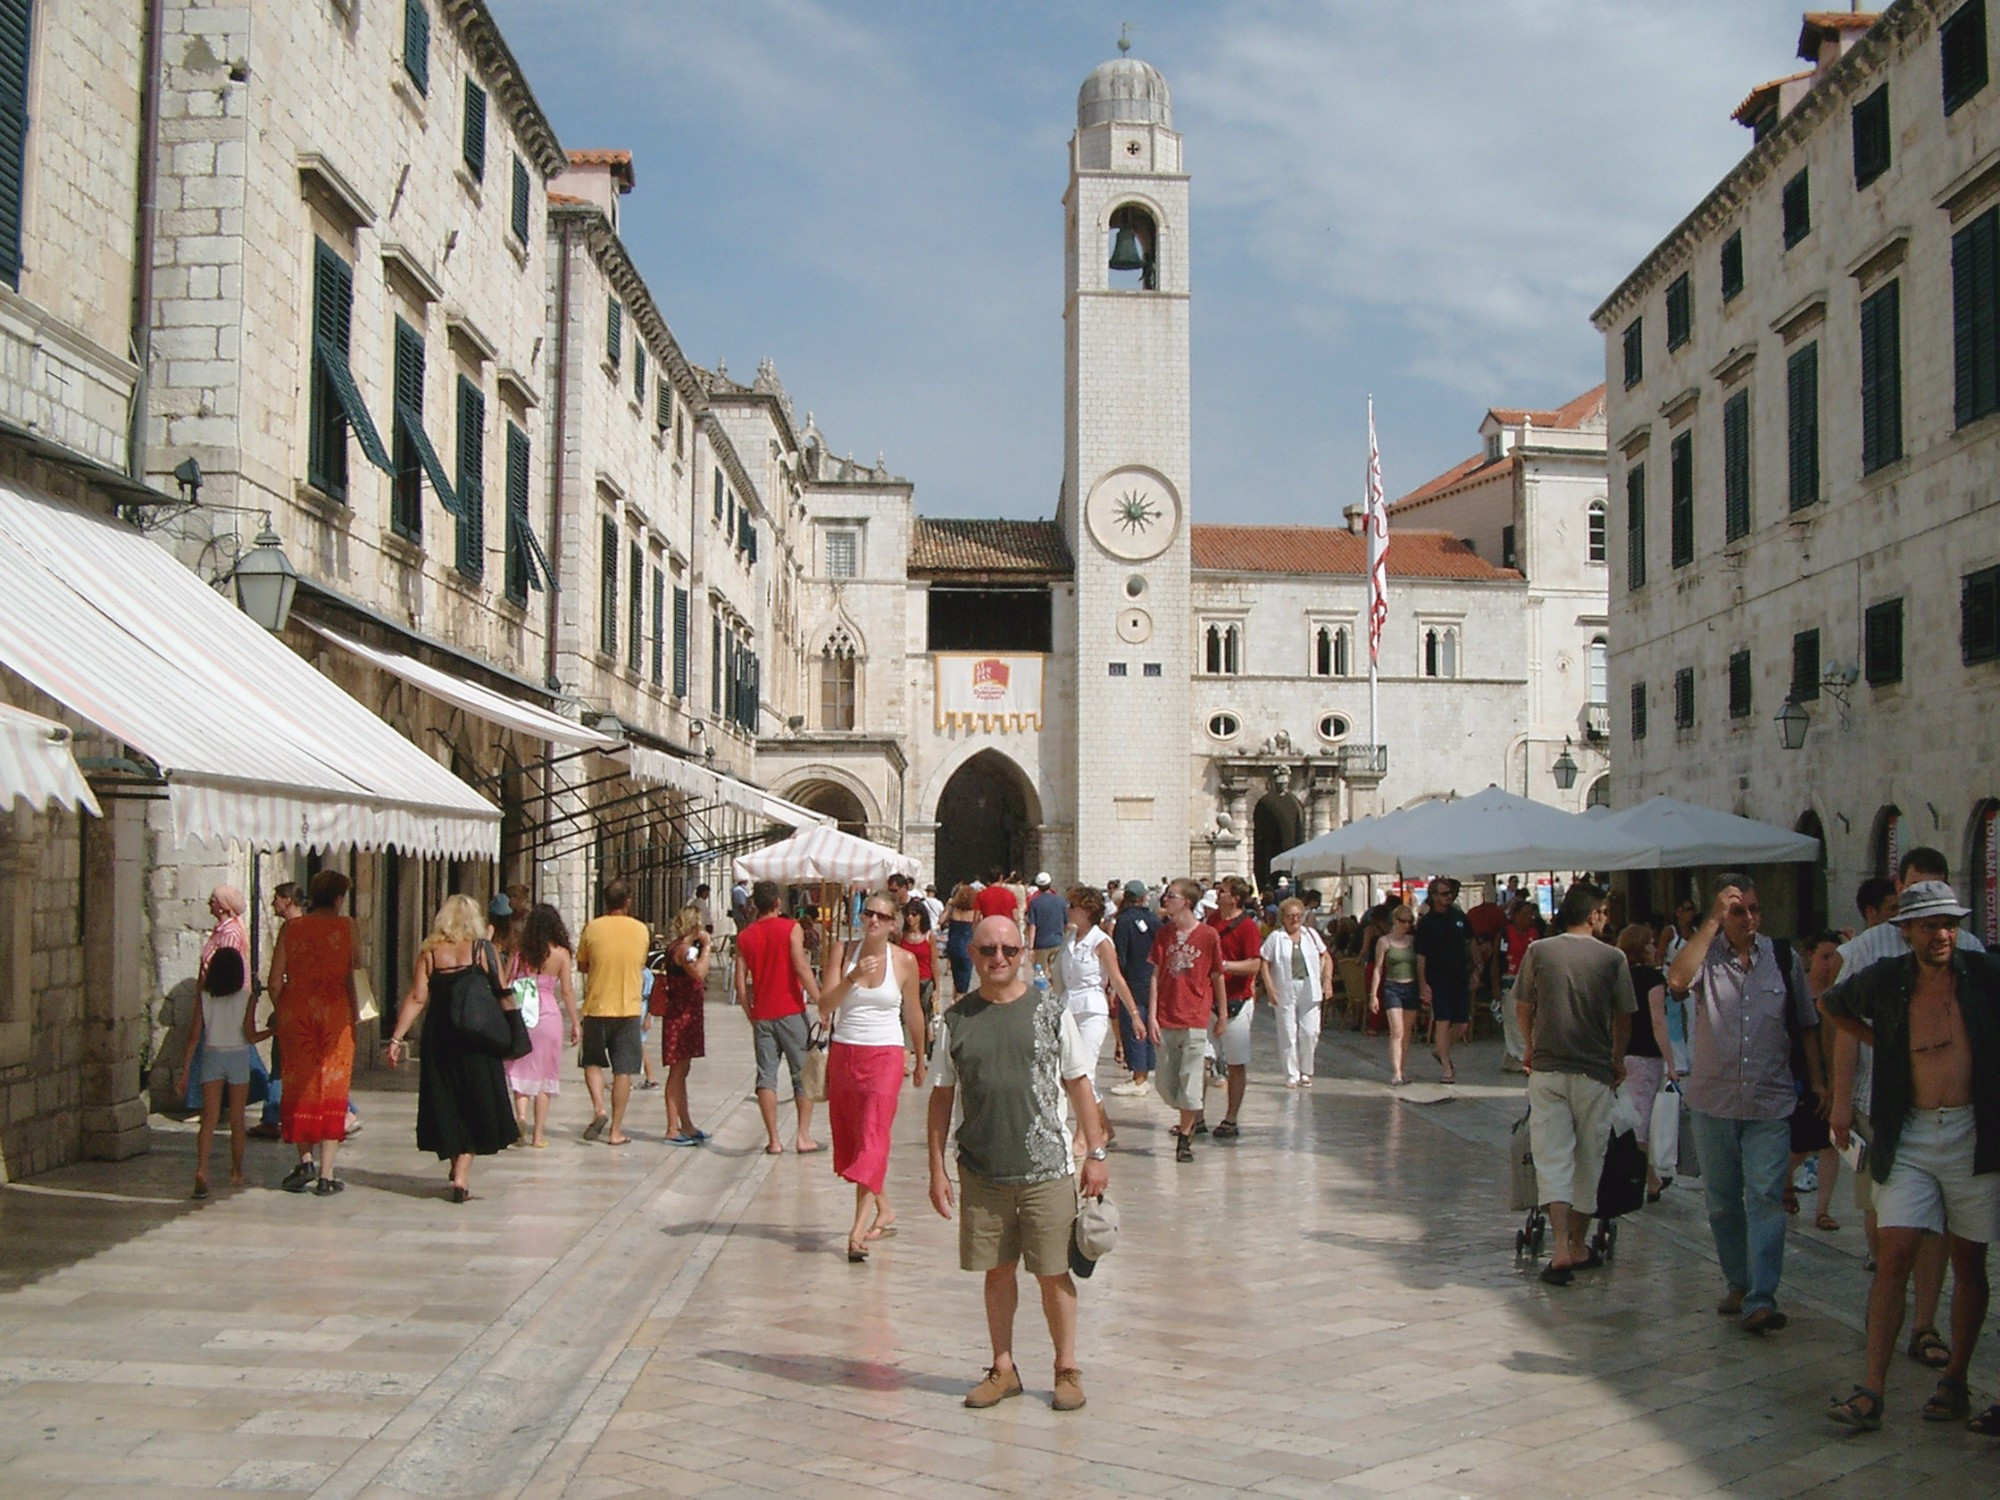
[[1826, 1386, 1883, 1432], [1907, 1326, 1951, 1369], [1967, 1402, 2000, 1436], [1922, 1376, 1970, 1423], [1815, 1213, 1841, 1231]]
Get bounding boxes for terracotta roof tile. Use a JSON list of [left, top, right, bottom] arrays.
[[1389, 452, 1507, 512], [546, 191, 588, 206], [1733, 69, 1814, 125], [1485, 384, 1607, 430], [1190, 525, 1517, 581], [909, 519, 1071, 577], [1800, 12, 1879, 59], [566, 149, 635, 190]]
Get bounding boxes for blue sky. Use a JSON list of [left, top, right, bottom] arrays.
[[488, 0, 1797, 521]]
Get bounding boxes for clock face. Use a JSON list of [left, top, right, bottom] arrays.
[[1084, 466, 1181, 562], [1116, 607, 1152, 644]]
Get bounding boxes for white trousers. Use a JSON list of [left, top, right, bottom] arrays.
[[1272, 978, 1322, 1083]]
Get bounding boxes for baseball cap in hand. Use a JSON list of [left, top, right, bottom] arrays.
[[1068, 1193, 1121, 1279]]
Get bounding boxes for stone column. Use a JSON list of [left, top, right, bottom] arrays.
[[81, 796, 151, 1161]]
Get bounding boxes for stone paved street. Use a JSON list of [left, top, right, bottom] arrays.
[[2, 991, 1996, 1498]]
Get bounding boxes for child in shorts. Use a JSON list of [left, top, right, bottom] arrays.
[[176, 947, 264, 1198]]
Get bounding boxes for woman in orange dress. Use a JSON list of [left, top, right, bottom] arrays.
[[266, 868, 358, 1196]]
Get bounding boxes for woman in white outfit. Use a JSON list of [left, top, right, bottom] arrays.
[[1059, 884, 1142, 1153], [1261, 897, 1333, 1087]]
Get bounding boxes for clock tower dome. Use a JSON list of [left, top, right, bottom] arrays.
[[1061, 47, 1193, 881]]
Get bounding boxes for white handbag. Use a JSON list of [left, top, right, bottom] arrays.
[[1649, 1081, 1681, 1179], [511, 975, 540, 1030]]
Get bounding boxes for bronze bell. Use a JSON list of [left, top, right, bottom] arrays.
[[1108, 224, 1145, 272]]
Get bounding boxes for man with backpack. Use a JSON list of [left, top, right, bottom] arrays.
[[1669, 873, 1818, 1334]]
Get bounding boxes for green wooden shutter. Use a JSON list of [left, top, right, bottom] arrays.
[[710, 617, 721, 715], [403, 0, 430, 95], [634, 342, 647, 404], [1792, 629, 1821, 701], [1786, 342, 1819, 509], [1722, 390, 1751, 542], [505, 422, 532, 601], [672, 586, 689, 697], [600, 517, 619, 657], [1728, 650, 1752, 718], [1629, 682, 1647, 741], [311, 240, 392, 476], [655, 379, 672, 430], [462, 79, 487, 181], [1865, 599, 1904, 684], [0, 0, 31, 289], [511, 157, 530, 242], [393, 318, 461, 518], [650, 568, 665, 686], [606, 298, 622, 367], [1625, 463, 1646, 589], [1669, 431, 1693, 567], [1862, 281, 1903, 471], [1964, 567, 2000, 664], [627, 540, 642, 671], [454, 376, 485, 579], [1953, 208, 1999, 427]]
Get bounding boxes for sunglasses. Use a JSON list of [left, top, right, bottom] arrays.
[[974, 942, 1023, 959], [861, 909, 896, 922]]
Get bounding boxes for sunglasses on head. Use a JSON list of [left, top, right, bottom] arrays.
[[974, 942, 1023, 959]]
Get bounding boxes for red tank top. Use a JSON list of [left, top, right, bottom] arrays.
[[738, 916, 805, 1020]]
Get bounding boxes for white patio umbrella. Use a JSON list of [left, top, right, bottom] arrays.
[[1387, 786, 1658, 873], [1269, 802, 1458, 878], [732, 824, 920, 887], [1590, 795, 1820, 868]]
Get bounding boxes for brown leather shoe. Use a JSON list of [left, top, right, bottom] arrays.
[[1052, 1366, 1086, 1411], [963, 1365, 1023, 1409], [1741, 1307, 1789, 1335], [1715, 1289, 1745, 1316]]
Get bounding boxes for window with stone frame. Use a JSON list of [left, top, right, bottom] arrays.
[[1728, 649, 1752, 718], [825, 528, 858, 578], [819, 628, 858, 730], [1421, 624, 1460, 679], [1587, 501, 1607, 563], [1310, 621, 1353, 677], [1943, 0, 1990, 116], [1202, 621, 1242, 675], [1630, 681, 1648, 741], [1587, 637, 1608, 705], [1674, 666, 1695, 729]]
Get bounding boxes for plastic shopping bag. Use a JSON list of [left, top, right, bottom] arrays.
[[1649, 1081, 1681, 1180]]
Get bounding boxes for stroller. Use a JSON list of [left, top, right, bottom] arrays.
[[1511, 1101, 1646, 1263]]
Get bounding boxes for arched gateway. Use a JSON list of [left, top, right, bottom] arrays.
[[934, 750, 1040, 897]]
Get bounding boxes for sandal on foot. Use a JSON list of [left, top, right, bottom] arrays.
[[1907, 1326, 1951, 1370], [1922, 1375, 1970, 1423], [1826, 1386, 1883, 1432], [1539, 1263, 1574, 1287], [1968, 1402, 2000, 1436], [1815, 1212, 1841, 1231]]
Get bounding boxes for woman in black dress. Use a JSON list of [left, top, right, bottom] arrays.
[[384, 893, 520, 1201]]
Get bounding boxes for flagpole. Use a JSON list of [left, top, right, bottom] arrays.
[[1366, 397, 1382, 754]]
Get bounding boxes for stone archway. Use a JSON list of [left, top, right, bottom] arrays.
[[786, 778, 870, 838], [934, 750, 1040, 897], [1795, 810, 1829, 936], [1251, 790, 1304, 891]]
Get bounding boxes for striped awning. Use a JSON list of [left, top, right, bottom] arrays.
[[0, 702, 100, 816], [626, 746, 829, 829], [0, 479, 499, 856]]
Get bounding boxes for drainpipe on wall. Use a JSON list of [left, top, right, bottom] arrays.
[[127, 0, 166, 482]]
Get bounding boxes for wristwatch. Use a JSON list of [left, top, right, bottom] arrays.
[[1085, 1146, 1108, 1161]]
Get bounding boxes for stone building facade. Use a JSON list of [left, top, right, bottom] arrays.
[[1594, 1, 2000, 938]]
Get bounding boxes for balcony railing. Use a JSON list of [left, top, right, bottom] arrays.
[[1584, 701, 1610, 740], [1338, 743, 1388, 777]]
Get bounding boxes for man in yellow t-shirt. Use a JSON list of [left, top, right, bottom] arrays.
[[575, 879, 651, 1145]]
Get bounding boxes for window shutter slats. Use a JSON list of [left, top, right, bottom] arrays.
[[311, 240, 394, 477], [462, 79, 487, 181], [393, 320, 461, 518], [1670, 432, 1694, 567], [403, 0, 430, 95], [1787, 343, 1819, 509], [1723, 390, 1751, 542], [1625, 464, 1647, 588], [455, 376, 485, 579], [511, 157, 530, 243], [1862, 281, 1903, 471], [606, 299, 622, 367], [1954, 208, 2000, 427]]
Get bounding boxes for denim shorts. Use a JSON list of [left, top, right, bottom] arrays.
[[196, 1046, 252, 1087], [1380, 980, 1420, 1012]]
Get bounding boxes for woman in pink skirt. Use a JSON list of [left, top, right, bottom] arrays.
[[505, 903, 580, 1147], [818, 891, 926, 1263]]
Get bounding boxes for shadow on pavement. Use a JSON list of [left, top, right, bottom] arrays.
[[698, 1347, 965, 1396]]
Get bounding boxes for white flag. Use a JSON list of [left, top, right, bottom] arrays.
[[1366, 400, 1389, 665]]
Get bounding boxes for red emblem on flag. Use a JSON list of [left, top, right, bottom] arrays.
[[972, 658, 1010, 700]]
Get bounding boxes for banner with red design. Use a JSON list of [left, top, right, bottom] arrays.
[[934, 653, 1045, 732]]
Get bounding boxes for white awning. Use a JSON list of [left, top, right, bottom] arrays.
[[307, 622, 620, 751], [0, 702, 100, 816], [0, 480, 498, 856], [733, 825, 918, 886], [626, 746, 830, 829]]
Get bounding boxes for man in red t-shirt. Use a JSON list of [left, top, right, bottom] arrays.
[[973, 873, 1022, 971], [733, 880, 825, 1154], [1149, 878, 1226, 1162], [1208, 876, 1265, 1139], [1499, 901, 1544, 1073]]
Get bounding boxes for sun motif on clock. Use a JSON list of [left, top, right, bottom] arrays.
[[1084, 466, 1180, 562], [1114, 488, 1160, 534]]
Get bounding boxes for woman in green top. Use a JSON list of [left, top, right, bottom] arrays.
[[1369, 905, 1422, 1086]]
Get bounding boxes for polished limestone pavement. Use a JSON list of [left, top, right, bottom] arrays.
[[1, 997, 1996, 1498]]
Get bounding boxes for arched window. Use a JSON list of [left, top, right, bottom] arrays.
[[1587, 636, 1608, 705], [1225, 624, 1240, 674], [1585, 775, 1611, 809], [819, 627, 857, 731], [1423, 626, 1459, 679], [1334, 626, 1349, 677], [1205, 624, 1222, 674], [1588, 501, 1608, 563], [1315, 626, 1332, 677], [1204, 622, 1241, 675]]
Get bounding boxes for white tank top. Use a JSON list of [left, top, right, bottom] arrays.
[[1061, 932, 1109, 1017], [832, 951, 906, 1048]]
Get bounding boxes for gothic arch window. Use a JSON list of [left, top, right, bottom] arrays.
[[1312, 624, 1352, 678], [1107, 203, 1158, 291], [1585, 775, 1612, 809], [1203, 622, 1241, 675], [1422, 625, 1459, 679], [819, 627, 858, 731], [1588, 501, 1608, 563]]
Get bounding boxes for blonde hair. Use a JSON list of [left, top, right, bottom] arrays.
[[1278, 897, 1306, 920], [1391, 904, 1416, 925], [668, 903, 705, 944], [422, 893, 485, 952]]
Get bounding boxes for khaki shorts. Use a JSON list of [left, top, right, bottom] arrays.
[[1154, 1026, 1209, 1113], [1527, 1070, 1614, 1217], [958, 1167, 1077, 1277]]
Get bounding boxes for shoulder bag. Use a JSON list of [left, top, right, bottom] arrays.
[[446, 942, 531, 1060]]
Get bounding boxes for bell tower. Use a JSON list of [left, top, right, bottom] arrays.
[[1062, 45, 1193, 883]]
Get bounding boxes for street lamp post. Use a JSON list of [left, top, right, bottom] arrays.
[[1551, 739, 1579, 792]]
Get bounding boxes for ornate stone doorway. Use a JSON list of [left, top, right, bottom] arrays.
[[1251, 790, 1304, 890]]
